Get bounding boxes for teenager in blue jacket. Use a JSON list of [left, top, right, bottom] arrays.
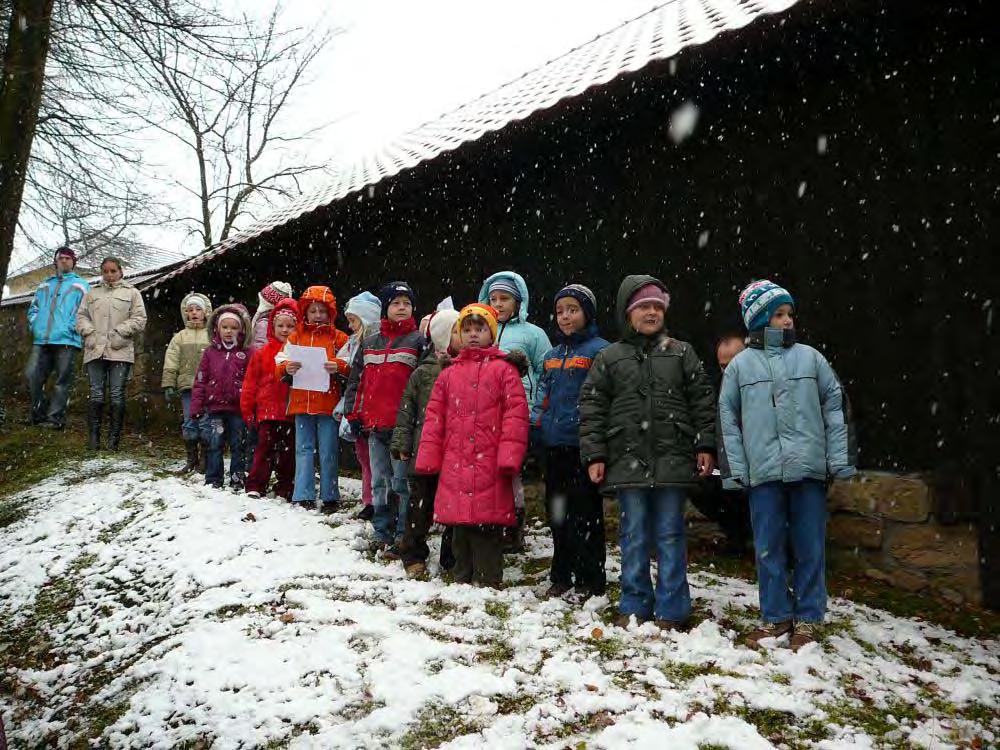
[[532, 284, 609, 599], [25, 247, 91, 428]]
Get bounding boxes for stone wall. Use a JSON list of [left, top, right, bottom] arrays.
[[828, 473, 982, 606]]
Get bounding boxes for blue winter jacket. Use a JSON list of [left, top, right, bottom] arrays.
[[478, 271, 552, 407], [27, 272, 91, 348], [531, 323, 609, 448], [718, 328, 857, 488]]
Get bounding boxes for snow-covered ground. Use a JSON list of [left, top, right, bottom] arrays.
[[1, 458, 997, 749]]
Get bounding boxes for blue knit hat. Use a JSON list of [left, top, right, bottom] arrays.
[[739, 280, 794, 331], [377, 281, 415, 318], [554, 284, 597, 324]]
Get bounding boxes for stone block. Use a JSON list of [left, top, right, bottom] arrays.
[[828, 471, 931, 522], [887, 567, 929, 592], [888, 523, 980, 570], [828, 513, 885, 550]]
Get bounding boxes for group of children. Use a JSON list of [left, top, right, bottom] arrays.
[[160, 271, 855, 650]]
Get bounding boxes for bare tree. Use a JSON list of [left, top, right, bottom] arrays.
[[128, 8, 334, 248]]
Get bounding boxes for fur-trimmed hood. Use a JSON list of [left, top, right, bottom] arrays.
[[440, 346, 529, 376], [208, 302, 252, 350]]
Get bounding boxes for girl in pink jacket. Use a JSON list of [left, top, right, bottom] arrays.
[[415, 303, 529, 587]]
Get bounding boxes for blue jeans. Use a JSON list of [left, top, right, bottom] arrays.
[[616, 487, 691, 622], [202, 413, 247, 488], [27, 344, 78, 426], [86, 359, 131, 404], [179, 391, 205, 442], [748, 480, 828, 624], [293, 414, 340, 504], [368, 432, 410, 544]]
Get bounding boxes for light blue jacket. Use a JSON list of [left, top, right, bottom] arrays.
[[718, 328, 857, 488], [478, 271, 552, 406], [27, 271, 91, 348]]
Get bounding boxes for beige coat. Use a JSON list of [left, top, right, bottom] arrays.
[[77, 281, 147, 364], [161, 293, 213, 390]]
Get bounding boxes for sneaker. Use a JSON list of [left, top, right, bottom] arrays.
[[544, 582, 573, 599], [654, 618, 689, 633], [355, 504, 375, 521], [246, 491, 262, 499], [319, 503, 340, 515], [293, 501, 314, 511], [789, 622, 819, 652], [612, 613, 650, 629], [745, 620, 793, 650], [382, 544, 402, 561], [404, 561, 428, 579]]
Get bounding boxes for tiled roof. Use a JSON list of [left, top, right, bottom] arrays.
[[1, 260, 186, 307], [149, 0, 800, 289]]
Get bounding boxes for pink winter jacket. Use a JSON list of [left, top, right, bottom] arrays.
[[415, 346, 530, 527]]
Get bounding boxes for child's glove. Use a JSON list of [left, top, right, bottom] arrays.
[[163, 387, 178, 403]]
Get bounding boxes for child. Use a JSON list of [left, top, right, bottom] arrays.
[[161, 292, 213, 473], [391, 308, 461, 577], [532, 284, 610, 599], [334, 292, 382, 520], [415, 303, 529, 587], [241, 298, 297, 500], [478, 271, 552, 551], [275, 286, 349, 512], [190, 303, 253, 490], [718, 280, 856, 651], [250, 281, 293, 352], [578, 275, 717, 630], [343, 281, 424, 554]]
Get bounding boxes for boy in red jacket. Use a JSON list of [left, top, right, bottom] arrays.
[[190, 303, 253, 491], [241, 298, 297, 500], [415, 303, 529, 587], [343, 282, 424, 552]]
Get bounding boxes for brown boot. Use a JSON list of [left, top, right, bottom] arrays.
[[178, 439, 199, 474], [404, 561, 427, 579], [612, 613, 650, 628], [544, 582, 572, 599], [789, 622, 819, 652], [745, 620, 793, 650], [654, 618, 689, 633]]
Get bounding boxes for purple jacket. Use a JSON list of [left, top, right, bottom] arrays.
[[190, 304, 252, 417]]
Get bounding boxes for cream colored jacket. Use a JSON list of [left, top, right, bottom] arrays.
[[76, 281, 147, 364]]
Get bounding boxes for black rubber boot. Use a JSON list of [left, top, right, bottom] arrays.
[[180, 440, 200, 474], [108, 402, 125, 451], [87, 401, 103, 451]]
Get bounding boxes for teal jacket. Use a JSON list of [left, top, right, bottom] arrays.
[[718, 327, 857, 488], [27, 271, 91, 348], [478, 271, 552, 406]]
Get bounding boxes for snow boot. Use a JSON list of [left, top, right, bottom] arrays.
[[503, 507, 526, 554], [179, 439, 200, 474], [198, 442, 208, 474], [87, 401, 103, 451], [745, 620, 793, 650], [108, 402, 125, 451]]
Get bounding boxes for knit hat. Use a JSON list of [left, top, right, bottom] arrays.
[[739, 279, 794, 332], [271, 298, 299, 324], [458, 303, 499, 342], [217, 311, 244, 330], [554, 284, 597, 324], [344, 291, 381, 332], [257, 281, 293, 315], [182, 292, 210, 312], [378, 281, 416, 318], [625, 283, 671, 315], [428, 309, 461, 353], [487, 277, 522, 301], [419, 314, 433, 338], [54, 246, 77, 267]]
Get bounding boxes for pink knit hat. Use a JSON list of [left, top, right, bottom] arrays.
[[625, 283, 671, 315]]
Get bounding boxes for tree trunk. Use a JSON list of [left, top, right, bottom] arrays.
[[0, 0, 55, 295]]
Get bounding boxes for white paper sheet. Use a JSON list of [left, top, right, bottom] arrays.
[[285, 344, 330, 392]]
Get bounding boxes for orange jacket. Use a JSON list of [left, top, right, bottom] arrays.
[[275, 286, 350, 415]]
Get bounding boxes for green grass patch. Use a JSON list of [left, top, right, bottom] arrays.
[[477, 635, 515, 664], [399, 702, 479, 750], [484, 600, 511, 620], [521, 556, 551, 577]]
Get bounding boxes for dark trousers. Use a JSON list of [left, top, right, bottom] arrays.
[[452, 525, 504, 587], [246, 421, 294, 498], [86, 359, 132, 404], [545, 446, 607, 594], [690, 476, 753, 551], [27, 344, 77, 426], [202, 413, 247, 488], [401, 474, 455, 569]]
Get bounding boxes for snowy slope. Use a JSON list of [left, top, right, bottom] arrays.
[[1, 458, 997, 749]]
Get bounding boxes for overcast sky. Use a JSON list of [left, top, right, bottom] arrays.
[[13, 0, 657, 271]]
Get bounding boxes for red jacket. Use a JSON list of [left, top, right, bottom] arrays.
[[240, 299, 295, 424], [343, 317, 424, 432], [415, 346, 529, 527], [275, 287, 350, 415]]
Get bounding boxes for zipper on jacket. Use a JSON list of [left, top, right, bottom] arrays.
[[644, 350, 655, 487], [43, 277, 67, 343]]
